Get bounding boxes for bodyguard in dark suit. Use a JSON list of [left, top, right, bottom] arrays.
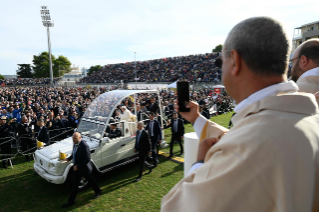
[[201, 105, 210, 120], [134, 122, 153, 182], [0, 117, 16, 168], [145, 112, 162, 166], [36, 119, 50, 145], [18, 116, 34, 161], [164, 113, 185, 157], [147, 97, 159, 113], [108, 123, 122, 139], [62, 132, 102, 208]]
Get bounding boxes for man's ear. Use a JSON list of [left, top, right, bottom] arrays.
[[230, 49, 241, 76], [299, 55, 309, 68]]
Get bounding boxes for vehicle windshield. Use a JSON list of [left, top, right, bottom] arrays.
[[77, 120, 105, 140], [82, 90, 138, 121], [78, 90, 153, 139]]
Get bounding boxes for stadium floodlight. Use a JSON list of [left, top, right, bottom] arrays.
[[40, 6, 54, 87]]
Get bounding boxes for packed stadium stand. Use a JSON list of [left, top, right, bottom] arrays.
[[80, 53, 221, 83]]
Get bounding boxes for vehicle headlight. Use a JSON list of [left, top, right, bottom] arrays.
[[48, 163, 55, 171]]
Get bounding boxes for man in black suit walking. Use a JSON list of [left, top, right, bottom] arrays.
[[62, 132, 102, 208], [145, 112, 162, 167], [36, 119, 50, 146], [134, 122, 153, 182], [164, 113, 185, 157]]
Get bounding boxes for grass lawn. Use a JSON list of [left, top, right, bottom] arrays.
[[0, 112, 233, 212], [161, 112, 234, 157]]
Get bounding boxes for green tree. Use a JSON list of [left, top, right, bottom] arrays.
[[88, 65, 102, 75], [0, 74, 4, 80], [32, 52, 71, 78], [53, 55, 72, 77], [212, 44, 223, 53], [17, 64, 33, 78]]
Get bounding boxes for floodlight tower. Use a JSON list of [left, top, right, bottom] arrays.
[[40, 6, 54, 87]]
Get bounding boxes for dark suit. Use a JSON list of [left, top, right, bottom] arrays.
[[201, 108, 210, 120], [0, 124, 14, 165], [108, 128, 122, 139], [135, 130, 152, 178], [147, 103, 159, 113], [164, 118, 185, 156], [145, 120, 162, 165], [67, 140, 101, 203], [18, 123, 34, 159], [37, 126, 50, 145]]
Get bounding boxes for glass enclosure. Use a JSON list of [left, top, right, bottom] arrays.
[[78, 90, 159, 140]]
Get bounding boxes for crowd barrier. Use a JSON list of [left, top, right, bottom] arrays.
[[0, 127, 75, 169]]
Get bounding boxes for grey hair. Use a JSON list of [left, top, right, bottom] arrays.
[[224, 17, 290, 76], [137, 121, 144, 127]]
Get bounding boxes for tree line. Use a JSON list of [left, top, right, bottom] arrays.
[[16, 52, 72, 78]]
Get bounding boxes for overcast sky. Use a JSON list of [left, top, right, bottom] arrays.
[[0, 0, 318, 75]]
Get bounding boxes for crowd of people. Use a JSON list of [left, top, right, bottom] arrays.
[[0, 78, 61, 86], [0, 85, 233, 168], [80, 53, 222, 84]]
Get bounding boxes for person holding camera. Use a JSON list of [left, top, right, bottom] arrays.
[[0, 117, 16, 168], [162, 17, 319, 211]]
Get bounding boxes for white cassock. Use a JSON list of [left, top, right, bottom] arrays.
[[161, 81, 319, 212], [120, 109, 132, 121]]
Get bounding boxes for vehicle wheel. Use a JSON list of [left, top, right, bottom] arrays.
[[65, 170, 89, 191]]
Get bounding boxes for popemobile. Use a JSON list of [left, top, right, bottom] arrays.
[[33, 90, 167, 189]]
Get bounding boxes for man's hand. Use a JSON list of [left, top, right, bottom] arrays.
[[181, 136, 183, 139], [63, 158, 69, 162], [159, 140, 162, 144], [175, 100, 200, 124], [197, 137, 219, 161], [74, 165, 78, 171], [134, 149, 137, 153], [148, 151, 152, 156]]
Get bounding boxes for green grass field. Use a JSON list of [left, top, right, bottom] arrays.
[[0, 112, 233, 212]]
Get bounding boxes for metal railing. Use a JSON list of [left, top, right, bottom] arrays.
[[0, 127, 75, 169]]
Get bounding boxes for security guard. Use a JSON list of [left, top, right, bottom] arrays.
[[18, 116, 34, 162], [108, 123, 122, 139], [0, 117, 16, 168]]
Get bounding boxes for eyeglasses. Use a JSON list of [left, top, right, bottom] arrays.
[[289, 56, 301, 65]]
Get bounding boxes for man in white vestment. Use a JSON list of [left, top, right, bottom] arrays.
[[161, 17, 319, 212], [120, 106, 133, 121]]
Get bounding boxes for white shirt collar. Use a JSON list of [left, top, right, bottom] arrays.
[[298, 67, 319, 79], [234, 81, 299, 113]]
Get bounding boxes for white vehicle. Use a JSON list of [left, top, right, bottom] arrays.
[[33, 90, 165, 189]]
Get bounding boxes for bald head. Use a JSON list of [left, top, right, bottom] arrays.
[[72, 132, 81, 144], [291, 38, 319, 82]]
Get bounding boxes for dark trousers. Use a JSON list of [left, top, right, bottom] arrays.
[[170, 133, 183, 156], [0, 139, 12, 161], [138, 151, 152, 178], [68, 168, 101, 203], [20, 138, 35, 159], [20, 138, 35, 153], [150, 136, 159, 164]]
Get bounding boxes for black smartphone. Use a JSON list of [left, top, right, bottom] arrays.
[[177, 81, 190, 112]]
